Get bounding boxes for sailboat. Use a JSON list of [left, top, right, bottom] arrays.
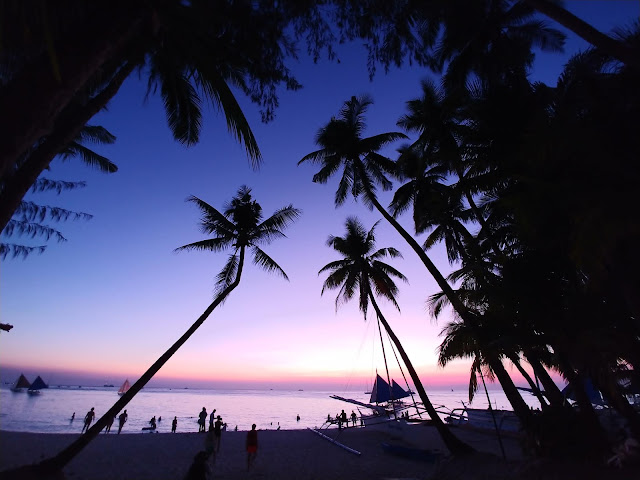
[[330, 373, 413, 434], [10, 374, 31, 392], [27, 375, 48, 395], [117, 379, 131, 396]]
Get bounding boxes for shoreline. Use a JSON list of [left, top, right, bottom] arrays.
[[0, 426, 634, 479]]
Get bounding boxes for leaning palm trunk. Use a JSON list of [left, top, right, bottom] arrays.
[[368, 293, 474, 455], [507, 353, 549, 410], [2, 249, 245, 479], [523, 0, 639, 68], [523, 351, 567, 409], [367, 194, 534, 428]]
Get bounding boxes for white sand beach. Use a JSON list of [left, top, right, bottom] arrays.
[[0, 425, 635, 479]]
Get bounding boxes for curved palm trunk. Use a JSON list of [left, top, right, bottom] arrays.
[[0, 60, 137, 234], [368, 194, 533, 427], [368, 293, 474, 455], [523, 0, 639, 69], [2, 249, 246, 479]]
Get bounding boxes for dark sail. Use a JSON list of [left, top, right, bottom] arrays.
[[369, 374, 391, 403], [13, 374, 31, 389], [391, 380, 410, 400], [28, 375, 49, 390]]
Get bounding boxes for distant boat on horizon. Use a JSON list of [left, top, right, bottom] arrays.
[[27, 375, 49, 395], [117, 379, 131, 396], [10, 373, 31, 393]]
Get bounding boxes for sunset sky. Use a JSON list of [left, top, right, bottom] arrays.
[[1, 2, 637, 391]]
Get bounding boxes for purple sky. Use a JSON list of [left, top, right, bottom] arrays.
[[1, 2, 637, 390]]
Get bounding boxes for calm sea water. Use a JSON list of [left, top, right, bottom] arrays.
[[0, 385, 542, 434]]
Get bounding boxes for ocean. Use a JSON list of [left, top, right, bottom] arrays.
[[0, 385, 542, 434]]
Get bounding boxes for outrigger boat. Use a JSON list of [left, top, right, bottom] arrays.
[[329, 373, 418, 437], [27, 375, 48, 395]]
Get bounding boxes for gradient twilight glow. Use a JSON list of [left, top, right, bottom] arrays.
[[1, 2, 637, 390]]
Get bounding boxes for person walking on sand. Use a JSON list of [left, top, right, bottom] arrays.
[[104, 414, 115, 433], [81, 407, 95, 433], [198, 407, 207, 433], [118, 409, 128, 434], [246, 424, 258, 471], [213, 415, 223, 452], [172, 416, 178, 433]]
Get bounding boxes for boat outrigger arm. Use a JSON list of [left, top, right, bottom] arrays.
[[329, 395, 388, 414]]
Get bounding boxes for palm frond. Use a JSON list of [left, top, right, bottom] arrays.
[[194, 67, 262, 165], [0, 243, 47, 259], [30, 179, 86, 194], [58, 142, 118, 173], [160, 70, 202, 146], [251, 246, 289, 280], [174, 237, 232, 253], [215, 252, 239, 293]]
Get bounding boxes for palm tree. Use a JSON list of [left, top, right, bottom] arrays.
[[299, 94, 471, 319], [319, 216, 473, 455], [300, 96, 535, 427], [4, 186, 300, 479]]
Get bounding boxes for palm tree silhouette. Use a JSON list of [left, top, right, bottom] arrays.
[[300, 94, 534, 429], [319, 216, 473, 455], [6, 186, 300, 479]]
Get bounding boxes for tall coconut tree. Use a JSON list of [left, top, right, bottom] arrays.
[[3, 186, 300, 479], [319, 216, 473, 455]]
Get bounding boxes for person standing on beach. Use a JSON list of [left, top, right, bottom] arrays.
[[213, 415, 223, 452], [198, 407, 207, 433], [71, 412, 75, 422], [246, 424, 258, 471], [351, 410, 357, 427], [209, 408, 216, 432], [172, 416, 178, 433], [117, 409, 128, 434], [81, 407, 95, 433]]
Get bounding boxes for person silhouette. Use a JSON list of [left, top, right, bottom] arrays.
[[246, 424, 258, 471], [117, 409, 128, 434], [172, 416, 177, 433], [81, 407, 95, 433], [198, 407, 207, 433]]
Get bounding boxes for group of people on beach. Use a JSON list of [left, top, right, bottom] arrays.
[[328, 409, 358, 429], [75, 407, 128, 434]]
